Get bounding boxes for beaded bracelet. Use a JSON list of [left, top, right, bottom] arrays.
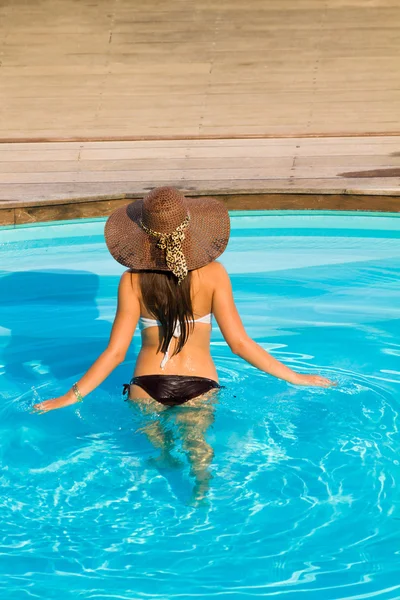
[[72, 383, 83, 403]]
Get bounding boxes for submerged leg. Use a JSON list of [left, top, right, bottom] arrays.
[[141, 420, 183, 468], [174, 397, 216, 503], [128, 391, 182, 468]]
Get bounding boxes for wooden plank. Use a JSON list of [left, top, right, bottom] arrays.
[[0, 168, 300, 184], [0, 150, 81, 161], [0, 184, 130, 205], [296, 156, 400, 168], [0, 127, 203, 139], [79, 146, 299, 160], [1, 155, 400, 176], [2, 165, 399, 185], [0, 156, 295, 173], [200, 125, 400, 137], [1, 137, 399, 151]]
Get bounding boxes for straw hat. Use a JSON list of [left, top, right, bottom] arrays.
[[105, 187, 230, 282]]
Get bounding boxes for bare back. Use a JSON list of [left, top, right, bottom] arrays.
[[133, 263, 219, 381]]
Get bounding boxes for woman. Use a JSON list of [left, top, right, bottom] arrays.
[[33, 186, 333, 415], [33, 187, 334, 502]]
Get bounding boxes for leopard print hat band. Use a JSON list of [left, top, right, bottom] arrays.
[[139, 214, 190, 284]]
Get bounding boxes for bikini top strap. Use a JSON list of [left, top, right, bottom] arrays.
[[139, 313, 212, 331], [138, 316, 159, 331], [194, 313, 212, 325]]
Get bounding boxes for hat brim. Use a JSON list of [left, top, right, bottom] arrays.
[[104, 196, 230, 272]]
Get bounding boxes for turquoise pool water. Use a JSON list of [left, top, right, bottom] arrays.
[[1, 212, 400, 599]]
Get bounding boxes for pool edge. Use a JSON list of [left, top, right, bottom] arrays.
[[1, 210, 399, 234], [1, 192, 400, 229]]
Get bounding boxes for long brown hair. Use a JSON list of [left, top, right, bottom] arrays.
[[139, 271, 194, 356]]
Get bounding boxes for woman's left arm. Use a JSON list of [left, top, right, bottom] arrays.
[[33, 271, 140, 413]]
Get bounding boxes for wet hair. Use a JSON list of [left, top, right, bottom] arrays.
[[139, 271, 194, 356]]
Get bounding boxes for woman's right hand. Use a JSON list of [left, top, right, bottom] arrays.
[[32, 393, 78, 414], [292, 373, 336, 388]]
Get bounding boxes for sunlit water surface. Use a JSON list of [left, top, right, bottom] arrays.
[[1, 212, 400, 599]]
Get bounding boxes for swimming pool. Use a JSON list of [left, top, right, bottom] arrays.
[[1, 211, 400, 599]]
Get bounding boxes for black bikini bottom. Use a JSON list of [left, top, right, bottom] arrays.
[[122, 375, 220, 407]]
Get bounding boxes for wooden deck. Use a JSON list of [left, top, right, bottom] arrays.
[[1, 0, 399, 225], [1, 0, 400, 140], [1, 136, 399, 226]]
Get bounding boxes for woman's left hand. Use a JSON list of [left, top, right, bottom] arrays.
[[32, 393, 78, 414]]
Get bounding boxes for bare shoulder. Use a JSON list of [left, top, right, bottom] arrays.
[[195, 261, 230, 288], [119, 270, 140, 296]]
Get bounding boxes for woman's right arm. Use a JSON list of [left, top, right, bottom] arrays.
[[211, 263, 334, 387], [33, 270, 140, 413]]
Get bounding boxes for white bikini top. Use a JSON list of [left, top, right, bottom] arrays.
[[139, 313, 212, 369]]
